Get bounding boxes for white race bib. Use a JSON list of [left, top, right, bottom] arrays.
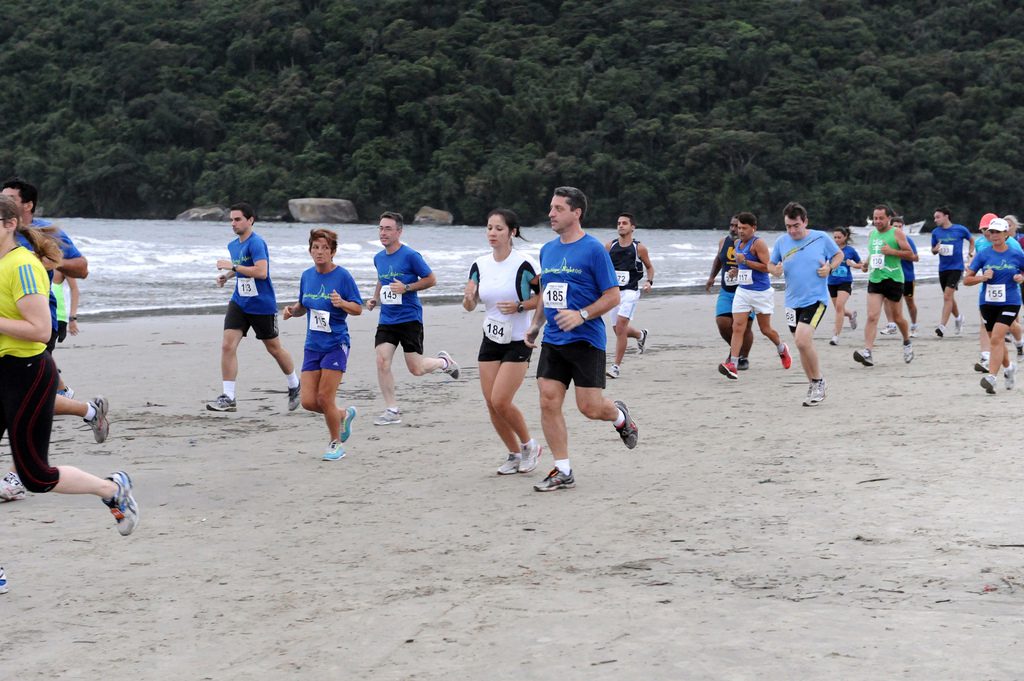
[[985, 283, 1007, 303], [938, 243, 954, 257], [724, 270, 739, 287], [543, 282, 568, 309], [381, 287, 403, 305], [736, 269, 753, 286], [869, 254, 885, 270], [483, 316, 511, 344], [236, 277, 257, 297], [785, 307, 797, 326], [615, 270, 630, 287], [309, 308, 332, 333]]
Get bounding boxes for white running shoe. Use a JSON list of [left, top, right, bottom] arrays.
[[1006, 363, 1017, 391], [802, 379, 826, 407], [903, 342, 914, 364], [519, 440, 542, 474], [374, 408, 402, 426], [87, 397, 109, 443], [849, 310, 858, 330], [935, 325, 945, 338], [606, 364, 620, 379], [637, 329, 648, 354], [910, 323, 918, 338], [496, 454, 521, 475], [57, 386, 75, 400], [829, 335, 839, 346], [880, 322, 897, 335], [955, 315, 965, 335], [0, 471, 26, 502], [981, 374, 997, 395], [437, 351, 460, 379], [975, 359, 990, 373]]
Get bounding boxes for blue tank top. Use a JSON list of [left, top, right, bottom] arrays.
[[737, 236, 770, 291]]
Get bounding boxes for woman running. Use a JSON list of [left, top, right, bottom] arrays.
[[827, 226, 860, 345], [0, 195, 137, 533], [964, 217, 1024, 393], [283, 229, 362, 460], [462, 209, 542, 475]]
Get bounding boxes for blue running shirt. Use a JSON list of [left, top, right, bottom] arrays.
[[374, 244, 432, 325], [228, 232, 277, 314], [539, 234, 617, 349], [298, 265, 363, 352], [969, 247, 1024, 306], [931, 224, 972, 272], [771, 230, 840, 308], [827, 245, 861, 285]]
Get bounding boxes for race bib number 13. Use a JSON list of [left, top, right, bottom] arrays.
[[236, 277, 257, 297], [543, 282, 568, 309], [939, 244, 954, 257]]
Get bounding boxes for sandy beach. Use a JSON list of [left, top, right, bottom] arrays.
[[4, 286, 1024, 680]]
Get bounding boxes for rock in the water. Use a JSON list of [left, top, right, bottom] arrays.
[[176, 206, 228, 221], [288, 198, 358, 223], [414, 206, 454, 225]]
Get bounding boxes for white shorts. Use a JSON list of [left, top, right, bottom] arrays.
[[732, 287, 774, 315], [613, 289, 641, 320]]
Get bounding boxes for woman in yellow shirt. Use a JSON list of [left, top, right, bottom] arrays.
[[0, 195, 138, 539]]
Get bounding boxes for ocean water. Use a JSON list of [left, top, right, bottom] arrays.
[[48, 219, 939, 318]]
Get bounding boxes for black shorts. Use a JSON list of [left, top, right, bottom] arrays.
[[980, 304, 1021, 332], [45, 326, 59, 354], [867, 279, 903, 303], [224, 300, 279, 340], [903, 280, 915, 298], [828, 283, 851, 298], [375, 321, 424, 355], [536, 340, 605, 388], [478, 337, 532, 363], [787, 302, 828, 333], [939, 270, 962, 290]]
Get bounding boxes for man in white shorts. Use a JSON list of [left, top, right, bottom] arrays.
[[604, 212, 654, 378]]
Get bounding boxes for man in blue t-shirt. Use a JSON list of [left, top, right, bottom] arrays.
[[524, 186, 639, 492], [366, 211, 459, 426], [207, 202, 299, 413], [767, 202, 843, 406], [931, 206, 975, 337]]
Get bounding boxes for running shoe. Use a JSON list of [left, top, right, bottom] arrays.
[[1006, 363, 1017, 391], [779, 344, 792, 370], [980, 374, 997, 395], [849, 310, 858, 330], [935, 325, 945, 338], [206, 394, 237, 412], [497, 453, 521, 475], [606, 364, 620, 379], [0, 566, 7, 594], [829, 336, 839, 346], [975, 359, 989, 373], [0, 471, 26, 502], [323, 440, 346, 461], [287, 385, 301, 412], [374, 408, 401, 426], [910, 323, 918, 338], [519, 441, 542, 474], [880, 322, 897, 335], [955, 315, 965, 335], [903, 342, 914, 364], [737, 357, 750, 371], [533, 467, 575, 492], [87, 396, 109, 444], [853, 349, 874, 367], [104, 471, 139, 536], [802, 379, 826, 407], [637, 328, 649, 354], [614, 400, 639, 449], [1017, 343, 1024, 358], [57, 386, 75, 400], [340, 406, 357, 443], [438, 351, 460, 379], [718, 361, 738, 379]]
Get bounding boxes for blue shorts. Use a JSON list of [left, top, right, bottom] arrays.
[[302, 345, 350, 373], [716, 290, 755, 319]]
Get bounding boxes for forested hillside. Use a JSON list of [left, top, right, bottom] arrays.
[[2, 0, 1023, 228]]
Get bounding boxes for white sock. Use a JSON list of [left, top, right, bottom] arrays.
[[509, 451, 522, 460], [982, 352, 991, 361], [523, 438, 536, 451], [83, 403, 96, 422], [777, 343, 786, 354], [614, 408, 626, 428], [286, 372, 299, 389], [729, 355, 739, 364], [386, 406, 400, 414], [223, 381, 236, 399], [555, 459, 571, 475], [439, 357, 450, 371]]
